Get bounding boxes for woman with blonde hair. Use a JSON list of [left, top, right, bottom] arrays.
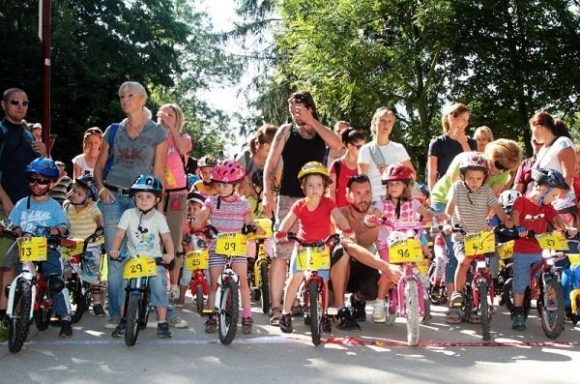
[[72, 127, 103, 178], [473, 126, 494, 153]]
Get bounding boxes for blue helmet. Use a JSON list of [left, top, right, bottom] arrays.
[[25, 157, 60, 181], [531, 168, 569, 190], [75, 174, 98, 201], [130, 174, 163, 197]]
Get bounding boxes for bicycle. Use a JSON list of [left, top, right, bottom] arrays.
[[286, 232, 339, 346], [246, 218, 273, 314], [183, 226, 215, 316]]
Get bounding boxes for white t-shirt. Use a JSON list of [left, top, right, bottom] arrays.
[[533, 136, 574, 172], [358, 141, 411, 200], [117, 208, 170, 257], [72, 154, 93, 175]]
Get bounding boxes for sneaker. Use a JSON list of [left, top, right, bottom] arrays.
[[59, 320, 73, 338], [279, 313, 293, 334], [372, 299, 387, 323], [450, 291, 463, 307], [511, 307, 527, 331], [321, 315, 332, 333], [93, 303, 106, 317], [111, 320, 126, 338], [168, 315, 189, 329], [337, 307, 361, 331], [242, 317, 254, 334], [204, 316, 217, 333], [104, 317, 120, 330], [350, 295, 367, 322], [174, 297, 185, 308], [157, 322, 172, 338]]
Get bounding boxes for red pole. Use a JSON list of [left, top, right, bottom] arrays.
[[41, 0, 51, 153]]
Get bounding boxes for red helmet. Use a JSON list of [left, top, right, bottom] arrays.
[[211, 160, 245, 183], [382, 164, 413, 185]]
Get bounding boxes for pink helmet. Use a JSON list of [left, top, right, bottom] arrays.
[[459, 154, 488, 176], [211, 160, 245, 183]]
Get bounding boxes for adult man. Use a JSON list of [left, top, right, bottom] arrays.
[[263, 91, 342, 325], [0, 88, 47, 325], [331, 174, 401, 330]]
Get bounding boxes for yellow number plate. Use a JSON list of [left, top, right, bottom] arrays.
[[388, 238, 423, 263], [497, 241, 514, 260], [60, 238, 85, 259], [464, 231, 495, 257], [17, 237, 48, 262], [296, 246, 330, 271], [216, 233, 247, 257], [568, 253, 580, 265], [536, 232, 569, 251], [185, 249, 209, 270], [123, 256, 158, 279]]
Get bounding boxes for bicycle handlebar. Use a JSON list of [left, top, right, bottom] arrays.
[[286, 232, 340, 248]]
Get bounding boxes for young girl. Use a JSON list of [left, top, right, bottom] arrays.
[[193, 160, 261, 335], [275, 161, 353, 334], [64, 174, 105, 316], [373, 164, 444, 323]]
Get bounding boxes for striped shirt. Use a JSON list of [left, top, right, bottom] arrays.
[[205, 194, 251, 252], [65, 202, 102, 239], [449, 180, 497, 233]]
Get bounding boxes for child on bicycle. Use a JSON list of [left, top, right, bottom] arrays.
[[192, 160, 261, 335], [373, 164, 446, 323], [9, 157, 72, 338], [510, 168, 577, 331], [274, 161, 353, 334], [445, 154, 512, 324], [191, 155, 218, 196], [108, 174, 175, 339], [64, 174, 106, 316]]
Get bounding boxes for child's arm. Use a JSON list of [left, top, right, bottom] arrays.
[[192, 205, 211, 229], [160, 231, 175, 264], [274, 211, 298, 240], [490, 204, 513, 228], [417, 205, 448, 223], [331, 208, 352, 233], [109, 228, 127, 259]]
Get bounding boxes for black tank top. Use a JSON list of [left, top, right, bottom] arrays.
[[280, 124, 326, 197]]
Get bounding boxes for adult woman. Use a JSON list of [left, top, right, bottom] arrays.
[[94, 81, 168, 330], [473, 126, 494, 153], [329, 128, 366, 207], [157, 103, 192, 306], [358, 107, 415, 202], [530, 111, 575, 198], [72, 127, 103, 178], [427, 103, 477, 191]]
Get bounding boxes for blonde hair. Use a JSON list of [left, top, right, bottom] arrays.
[[370, 107, 395, 139], [484, 139, 522, 172], [249, 124, 277, 155], [474, 126, 494, 142], [159, 103, 185, 133], [442, 103, 470, 133], [82, 127, 103, 154]]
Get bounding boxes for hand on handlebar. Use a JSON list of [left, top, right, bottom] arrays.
[[517, 226, 529, 238], [275, 231, 288, 243], [109, 249, 121, 259]]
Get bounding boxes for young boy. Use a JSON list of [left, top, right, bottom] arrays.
[[64, 174, 105, 316], [510, 168, 577, 331], [9, 157, 72, 337], [444, 154, 512, 324], [108, 174, 175, 338], [192, 156, 218, 196]]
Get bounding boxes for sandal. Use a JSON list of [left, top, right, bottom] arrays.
[[269, 307, 281, 326], [445, 308, 462, 324]]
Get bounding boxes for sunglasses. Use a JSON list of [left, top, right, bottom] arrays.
[[347, 174, 370, 188], [9, 99, 29, 107], [27, 177, 51, 185], [494, 160, 507, 171]]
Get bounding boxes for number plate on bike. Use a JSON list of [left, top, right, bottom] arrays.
[[185, 249, 209, 270], [497, 241, 514, 260], [535, 232, 569, 251], [388, 238, 423, 263], [216, 233, 247, 256], [463, 231, 494, 257], [568, 253, 580, 265], [123, 256, 158, 279], [296, 246, 330, 271], [17, 237, 48, 262], [249, 218, 273, 240]]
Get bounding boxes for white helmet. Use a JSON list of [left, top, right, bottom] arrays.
[[498, 189, 522, 212], [387, 231, 406, 246]]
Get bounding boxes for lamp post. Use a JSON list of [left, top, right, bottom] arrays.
[[39, 0, 52, 153]]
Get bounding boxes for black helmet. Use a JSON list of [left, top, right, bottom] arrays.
[[531, 168, 569, 190]]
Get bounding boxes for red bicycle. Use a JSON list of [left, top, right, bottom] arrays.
[[184, 225, 218, 316]]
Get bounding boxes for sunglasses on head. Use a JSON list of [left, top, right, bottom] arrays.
[[347, 174, 370, 188], [9, 99, 29, 107], [86, 128, 102, 135], [27, 177, 51, 185], [494, 160, 507, 171]]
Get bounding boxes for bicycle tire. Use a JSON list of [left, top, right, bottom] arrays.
[[477, 280, 491, 341], [218, 278, 239, 345], [308, 280, 321, 346], [8, 281, 32, 353], [405, 280, 421, 346], [125, 294, 142, 347], [538, 278, 565, 339], [259, 262, 270, 314], [34, 305, 50, 331], [139, 290, 150, 330], [69, 278, 86, 324], [196, 285, 204, 315], [461, 283, 474, 323]]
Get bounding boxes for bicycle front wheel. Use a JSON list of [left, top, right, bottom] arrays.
[[477, 280, 491, 341], [8, 281, 32, 353], [259, 261, 270, 314], [405, 280, 421, 346], [538, 278, 565, 339], [125, 294, 142, 347], [308, 280, 322, 346], [218, 278, 239, 345], [196, 285, 205, 315], [69, 278, 87, 324]]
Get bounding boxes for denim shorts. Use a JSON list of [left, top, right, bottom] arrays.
[[148, 265, 170, 307], [512, 252, 543, 295]]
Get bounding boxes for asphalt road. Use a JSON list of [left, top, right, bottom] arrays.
[[0, 297, 578, 384]]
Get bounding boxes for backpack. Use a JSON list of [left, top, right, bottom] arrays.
[[103, 123, 120, 179]]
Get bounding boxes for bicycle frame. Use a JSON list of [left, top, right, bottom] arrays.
[[6, 261, 37, 320], [213, 256, 240, 312], [469, 254, 495, 310], [394, 263, 426, 318]]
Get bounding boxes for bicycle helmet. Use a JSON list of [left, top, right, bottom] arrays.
[[129, 174, 163, 197], [553, 197, 578, 215], [386, 231, 406, 246], [186, 173, 199, 190], [25, 157, 60, 181], [498, 189, 522, 212], [187, 191, 206, 205], [531, 168, 570, 190], [297, 161, 331, 183], [252, 169, 264, 188], [75, 174, 98, 201], [381, 164, 413, 185], [211, 160, 245, 183], [198, 155, 218, 169], [459, 154, 489, 176]]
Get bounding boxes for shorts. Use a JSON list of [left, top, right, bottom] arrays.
[[208, 250, 247, 269], [81, 244, 104, 284], [330, 245, 379, 299], [512, 252, 543, 295], [149, 265, 170, 307], [273, 195, 300, 260], [0, 207, 18, 269]]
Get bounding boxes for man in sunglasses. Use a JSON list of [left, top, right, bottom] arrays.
[[0, 88, 47, 327]]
